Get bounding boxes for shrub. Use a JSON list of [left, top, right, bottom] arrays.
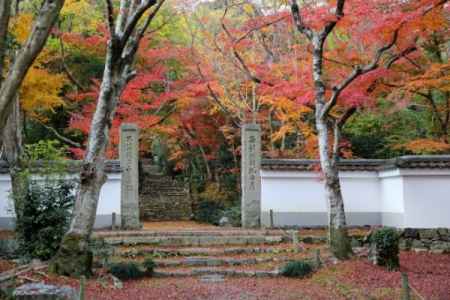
[[142, 258, 156, 276], [222, 205, 241, 227], [14, 179, 75, 260], [281, 260, 314, 278], [370, 227, 400, 270], [10, 140, 75, 261], [108, 262, 144, 280], [193, 200, 224, 225]]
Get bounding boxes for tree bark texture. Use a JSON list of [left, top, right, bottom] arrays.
[[51, 0, 163, 277]]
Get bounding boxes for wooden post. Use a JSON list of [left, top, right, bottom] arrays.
[[315, 249, 322, 268], [269, 209, 274, 228], [401, 272, 411, 300], [79, 276, 86, 300]]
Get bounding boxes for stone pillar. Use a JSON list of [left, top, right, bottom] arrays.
[[241, 123, 261, 228], [120, 123, 141, 229]]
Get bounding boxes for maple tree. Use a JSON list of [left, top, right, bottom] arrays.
[[284, 0, 449, 259]]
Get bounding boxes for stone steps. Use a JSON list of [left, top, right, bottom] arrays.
[[94, 229, 285, 238], [153, 267, 281, 278], [117, 245, 295, 258], [153, 256, 292, 268], [101, 235, 285, 247]]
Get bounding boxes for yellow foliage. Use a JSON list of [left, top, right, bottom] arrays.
[[11, 13, 33, 44], [396, 138, 450, 154], [61, 0, 102, 33], [20, 67, 66, 121]]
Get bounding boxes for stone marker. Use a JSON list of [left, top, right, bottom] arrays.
[[13, 283, 77, 300], [241, 123, 261, 228], [120, 123, 141, 229]]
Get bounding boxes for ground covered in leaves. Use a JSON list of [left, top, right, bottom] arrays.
[[13, 251, 446, 300]]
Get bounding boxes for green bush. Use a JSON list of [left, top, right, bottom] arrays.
[[108, 262, 144, 280], [281, 260, 314, 278], [222, 205, 241, 227], [142, 258, 156, 275], [370, 227, 400, 270], [194, 201, 224, 225], [14, 179, 75, 260]]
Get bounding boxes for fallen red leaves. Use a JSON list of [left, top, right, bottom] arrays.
[[28, 251, 449, 300]]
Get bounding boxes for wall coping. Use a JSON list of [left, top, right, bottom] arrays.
[[262, 155, 450, 172], [0, 160, 121, 174]]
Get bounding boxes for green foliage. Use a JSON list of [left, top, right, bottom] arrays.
[[371, 227, 400, 271], [108, 262, 144, 280], [11, 140, 75, 261], [194, 200, 224, 225], [281, 260, 314, 278], [222, 205, 241, 227], [142, 257, 156, 276], [14, 179, 75, 260]]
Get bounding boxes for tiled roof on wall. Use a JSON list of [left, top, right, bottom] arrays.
[[0, 160, 121, 174], [262, 155, 450, 171]]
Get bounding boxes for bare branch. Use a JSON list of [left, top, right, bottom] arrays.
[[40, 122, 82, 148], [322, 27, 400, 118], [120, 0, 158, 49], [58, 36, 87, 91], [290, 0, 313, 40], [105, 0, 115, 37], [385, 46, 417, 69], [220, 10, 275, 86], [234, 15, 287, 45]]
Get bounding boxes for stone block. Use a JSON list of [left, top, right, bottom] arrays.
[[13, 283, 77, 300], [418, 229, 439, 240]]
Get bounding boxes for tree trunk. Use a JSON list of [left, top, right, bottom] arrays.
[[316, 119, 352, 260], [50, 50, 122, 277], [0, 0, 65, 132], [2, 96, 24, 220], [50, 0, 164, 277]]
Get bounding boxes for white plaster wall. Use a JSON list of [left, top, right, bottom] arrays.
[[97, 173, 122, 216], [379, 170, 405, 227], [261, 170, 381, 226], [0, 173, 121, 229], [261, 171, 380, 212], [340, 172, 380, 213], [402, 169, 450, 228], [261, 171, 327, 212], [0, 174, 13, 218]]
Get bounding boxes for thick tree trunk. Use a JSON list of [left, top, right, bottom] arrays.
[[51, 0, 163, 276], [50, 52, 121, 276], [2, 97, 24, 219], [316, 119, 352, 260]]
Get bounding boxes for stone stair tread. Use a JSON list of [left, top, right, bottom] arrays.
[[94, 229, 285, 238], [153, 256, 291, 268], [153, 267, 281, 278], [101, 235, 285, 247], [118, 244, 295, 257]]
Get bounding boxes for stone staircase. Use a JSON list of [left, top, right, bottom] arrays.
[[93, 229, 327, 278], [139, 164, 192, 221]]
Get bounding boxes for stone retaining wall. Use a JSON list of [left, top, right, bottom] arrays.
[[398, 228, 450, 253]]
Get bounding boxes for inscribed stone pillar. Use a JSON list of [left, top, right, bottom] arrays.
[[241, 123, 261, 228], [120, 123, 141, 229]]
